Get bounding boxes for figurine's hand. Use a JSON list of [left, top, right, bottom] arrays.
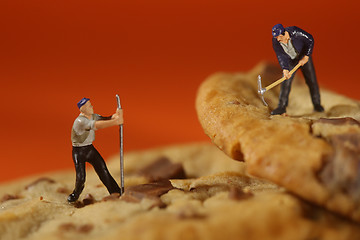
[[299, 56, 309, 66], [283, 70, 291, 79], [112, 109, 124, 125]]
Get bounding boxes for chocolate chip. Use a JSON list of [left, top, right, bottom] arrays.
[[138, 157, 186, 182], [82, 194, 95, 206], [124, 180, 173, 199], [122, 180, 173, 207], [300, 201, 322, 221], [72, 194, 98, 208], [318, 133, 360, 200], [314, 117, 360, 126], [1, 194, 20, 202], [56, 187, 70, 194], [73, 201, 85, 208], [58, 223, 94, 234], [102, 193, 121, 202], [58, 223, 76, 231], [78, 224, 94, 234], [228, 187, 254, 201], [177, 211, 207, 220], [25, 177, 56, 190]]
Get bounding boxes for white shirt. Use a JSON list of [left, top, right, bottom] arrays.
[[280, 39, 297, 60], [71, 114, 100, 147]]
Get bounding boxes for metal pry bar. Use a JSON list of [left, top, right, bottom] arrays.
[[116, 94, 124, 195]]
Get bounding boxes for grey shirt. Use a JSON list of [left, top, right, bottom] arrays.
[[71, 114, 101, 147], [280, 39, 298, 60]]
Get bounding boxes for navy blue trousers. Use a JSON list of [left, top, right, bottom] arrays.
[[278, 56, 321, 108]]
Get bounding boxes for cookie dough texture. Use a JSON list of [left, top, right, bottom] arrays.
[[196, 63, 360, 222], [1, 143, 360, 240]]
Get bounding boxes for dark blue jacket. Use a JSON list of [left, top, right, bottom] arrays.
[[272, 26, 314, 70]]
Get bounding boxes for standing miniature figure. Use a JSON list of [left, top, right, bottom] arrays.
[[68, 97, 123, 202], [271, 24, 324, 115]]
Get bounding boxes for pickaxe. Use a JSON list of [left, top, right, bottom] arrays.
[[257, 62, 302, 106]]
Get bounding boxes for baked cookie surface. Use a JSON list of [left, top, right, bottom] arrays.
[[196, 63, 360, 222], [1, 143, 359, 239]]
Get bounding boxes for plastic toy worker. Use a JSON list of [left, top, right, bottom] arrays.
[[68, 98, 123, 202], [271, 24, 324, 115]]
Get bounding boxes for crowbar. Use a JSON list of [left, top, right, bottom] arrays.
[[257, 62, 302, 106], [116, 94, 125, 195]]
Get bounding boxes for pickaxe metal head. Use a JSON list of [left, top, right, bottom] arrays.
[[257, 75, 268, 106]]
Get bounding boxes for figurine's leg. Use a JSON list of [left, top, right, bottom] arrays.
[[301, 57, 324, 112], [271, 74, 295, 115], [68, 147, 86, 202], [88, 145, 121, 194]]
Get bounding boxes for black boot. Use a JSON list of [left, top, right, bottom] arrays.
[[67, 192, 80, 203], [271, 106, 286, 115], [314, 104, 324, 112]]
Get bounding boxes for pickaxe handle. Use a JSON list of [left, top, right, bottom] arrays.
[[265, 62, 302, 91]]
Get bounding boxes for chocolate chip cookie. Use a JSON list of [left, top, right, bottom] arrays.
[[1, 143, 359, 239], [196, 62, 360, 222]]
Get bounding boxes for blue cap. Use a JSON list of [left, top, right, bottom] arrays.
[[77, 97, 90, 109], [272, 24, 285, 37]]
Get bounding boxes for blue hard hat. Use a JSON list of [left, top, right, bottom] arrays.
[[77, 97, 90, 109], [272, 24, 285, 37]]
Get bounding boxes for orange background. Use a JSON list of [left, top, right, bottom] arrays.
[[0, 0, 359, 182]]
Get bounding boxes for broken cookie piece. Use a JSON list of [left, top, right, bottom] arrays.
[[196, 63, 360, 222]]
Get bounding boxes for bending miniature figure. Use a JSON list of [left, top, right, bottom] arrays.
[[271, 24, 324, 115], [68, 97, 123, 202]]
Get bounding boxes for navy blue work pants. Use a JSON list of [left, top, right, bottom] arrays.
[[278, 56, 321, 108]]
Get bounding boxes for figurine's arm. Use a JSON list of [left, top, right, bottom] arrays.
[[293, 27, 313, 67], [293, 26, 314, 57], [298, 55, 309, 66], [94, 109, 123, 130], [96, 115, 112, 121], [302, 32, 314, 57]]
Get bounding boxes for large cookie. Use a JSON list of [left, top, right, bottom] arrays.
[[1, 143, 359, 239], [196, 63, 360, 222]]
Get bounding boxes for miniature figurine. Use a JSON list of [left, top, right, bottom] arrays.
[[68, 97, 123, 202], [271, 24, 324, 115]]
